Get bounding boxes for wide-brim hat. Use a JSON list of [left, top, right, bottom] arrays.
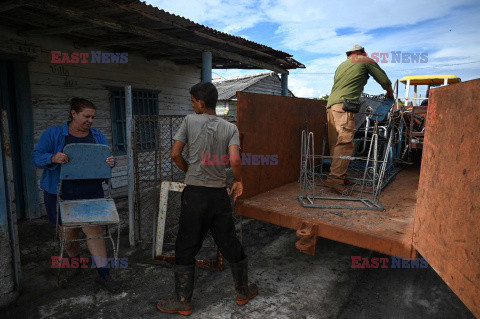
[[346, 44, 364, 53]]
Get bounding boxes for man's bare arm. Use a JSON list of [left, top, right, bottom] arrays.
[[171, 140, 188, 173], [228, 144, 243, 201], [385, 86, 394, 99]]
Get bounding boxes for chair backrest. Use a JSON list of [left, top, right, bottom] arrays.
[[60, 143, 111, 180]]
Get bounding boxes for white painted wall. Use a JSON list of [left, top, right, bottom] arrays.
[[0, 25, 199, 213]]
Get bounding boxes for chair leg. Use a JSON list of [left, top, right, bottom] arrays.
[[107, 225, 119, 275], [116, 224, 120, 275], [57, 227, 66, 286], [106, 226, 115, 274]]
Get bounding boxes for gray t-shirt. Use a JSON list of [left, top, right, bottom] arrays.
[[173, 113, 239, 187]]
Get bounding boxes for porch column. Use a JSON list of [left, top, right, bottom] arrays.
[[281, 73, 289, 96], [202, 51, 212, 82]]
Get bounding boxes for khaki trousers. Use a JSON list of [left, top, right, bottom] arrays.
[[326, 103, 356, 184]]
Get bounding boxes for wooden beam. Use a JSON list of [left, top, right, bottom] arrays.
[[78, 36, 160, 48], [95, 0, 294, 68], [0, 13, 45, 28], [20, 22, 97, 36], [24, 0, 288, 73], [0, 0, 25, 13]]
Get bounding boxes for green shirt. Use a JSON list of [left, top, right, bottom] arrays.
[[326, 55, 392, 108]]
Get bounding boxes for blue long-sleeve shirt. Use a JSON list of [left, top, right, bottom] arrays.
[[31, 122, 108, 194]]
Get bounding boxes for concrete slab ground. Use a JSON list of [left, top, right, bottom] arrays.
[[1, 216, 475, 319]]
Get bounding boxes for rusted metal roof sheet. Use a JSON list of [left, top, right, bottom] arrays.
[[413, 79, 480, 318], [214, 73, 273, 100]]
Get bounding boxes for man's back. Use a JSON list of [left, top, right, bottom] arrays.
[[173, 113, 239, 187], [327, 56, 391, 108]]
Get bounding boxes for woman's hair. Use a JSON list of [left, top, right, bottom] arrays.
[[69, 98, 96, 120]]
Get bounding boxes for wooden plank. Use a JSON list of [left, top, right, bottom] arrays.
[[0, 0, 25, 13], [20, 22, 97, 36]]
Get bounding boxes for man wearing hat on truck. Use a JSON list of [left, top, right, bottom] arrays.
[[325, 44, 394, 194]]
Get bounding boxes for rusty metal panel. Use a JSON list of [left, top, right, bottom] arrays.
[[237, 165, 419, 259], [236, 92, 327, 199], [413, 79, 480, 318]]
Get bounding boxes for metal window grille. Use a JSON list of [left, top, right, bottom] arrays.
[[110, 88, 158, 154]]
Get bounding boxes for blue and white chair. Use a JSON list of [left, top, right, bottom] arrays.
[[56, 143, 120, 284]]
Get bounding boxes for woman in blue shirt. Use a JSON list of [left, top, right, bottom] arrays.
[[32, 98, 119, 292]]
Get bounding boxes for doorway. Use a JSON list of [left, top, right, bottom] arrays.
[[0, 59, 38, 219]]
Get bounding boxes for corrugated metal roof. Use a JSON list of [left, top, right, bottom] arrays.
[[0, 0, 304, 72], [213, 72, 273, 100], [131, 1, 296, 59]]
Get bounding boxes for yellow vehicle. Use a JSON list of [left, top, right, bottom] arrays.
[[395, 74, 461, 108], [393, 75, 461, 152]]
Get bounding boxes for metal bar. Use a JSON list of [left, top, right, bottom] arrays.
[[170, 117, 173, 180], [405, 79, 411, 106], [152, 117, 161, 259], [126, 85, 135, 247], [414, 85, 417, 106], [132, 115, 140, 242], [298, 196, 384, 211]]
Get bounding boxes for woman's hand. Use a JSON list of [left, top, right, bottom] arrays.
[[106, 156, 115, 167], [51, 152, 69, 164]]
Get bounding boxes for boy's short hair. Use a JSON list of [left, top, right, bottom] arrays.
[[189, 82, 218, 109]]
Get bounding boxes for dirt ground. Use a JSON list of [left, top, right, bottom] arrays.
[[1, 207, 475, 319]]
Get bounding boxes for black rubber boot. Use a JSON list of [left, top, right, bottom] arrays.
[[230, 258, 258, 305], [95, 274, 121, 293], [157, 264, 194, 316]]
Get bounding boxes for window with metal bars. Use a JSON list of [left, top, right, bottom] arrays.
[[109, 87, 159, 155]]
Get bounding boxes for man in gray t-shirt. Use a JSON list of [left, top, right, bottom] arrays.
[[157, 82, 257, 316], [173, 113, 239, 188]]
